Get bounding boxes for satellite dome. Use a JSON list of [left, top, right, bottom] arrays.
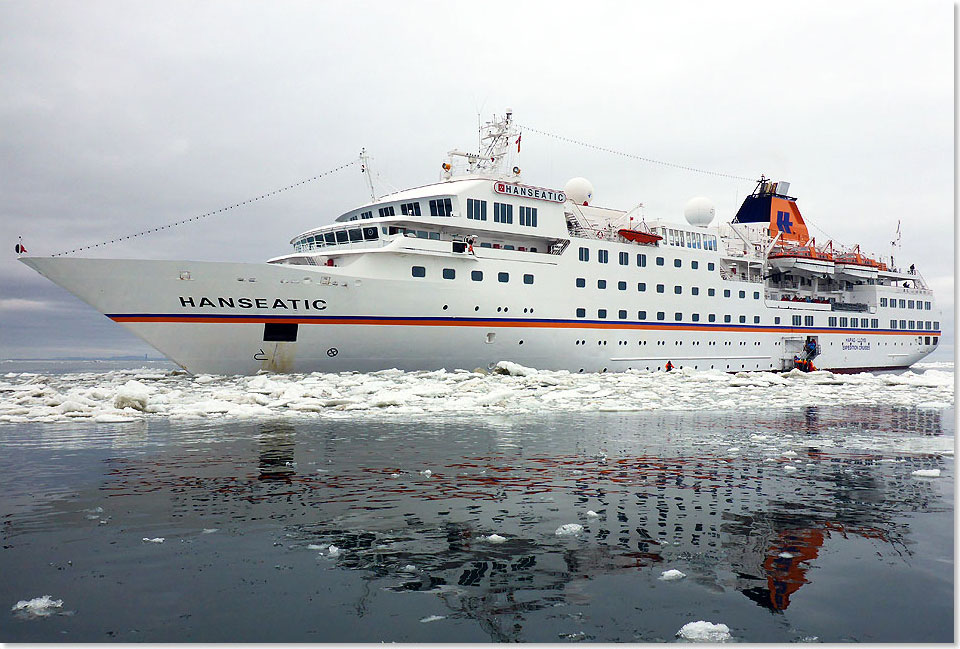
[[684, 197, 715, 227], [564, 177, 594, 206]]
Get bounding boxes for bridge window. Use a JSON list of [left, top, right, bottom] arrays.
[[362, 227, 379, 240], [519, 206, 538, 226], [412, 266, 426, 278], [378, 205, 395, 217], [348, 228, 363, 242], [401, 202, 421, 216], [493, 202, 513, 224], [360, 210, 373, 219], [335, 230, 349, 243], [429, 198, 453, 216], [467, 198, 487, 221]]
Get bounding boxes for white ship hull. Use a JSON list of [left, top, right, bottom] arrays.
[[21, 252, 938, 376]]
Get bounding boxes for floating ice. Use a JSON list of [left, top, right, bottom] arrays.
[[778, 552, 795, 559], [420, 469, 432, 478], [586, 510, 599, 518], [327, 545, 341, 557], [659, 569, 686, 581], [420, 615, 445, 623], [912, 469, 941, 478], [0, 364, 952, 424], [484, 534, 507, 544], [402, 564, 416, 572], [677, 620, 731, 642], [202, 528, 219, 534], [555, 523, 584, 536], [142, 537, 165, 543], [306, 544, 327, 551], [783, 465, 798, 473], [12, 595, 63, 618]]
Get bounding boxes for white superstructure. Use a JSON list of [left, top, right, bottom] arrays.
[[21, 111, 940, 375]]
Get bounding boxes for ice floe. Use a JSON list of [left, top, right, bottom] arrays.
[[911, 469, 941, 478], [677, 620, 731, 642], [142, 537, 165, 543], [555, 523, 584, 536], [483, 534, 507, 544], [658, 569, 686, 581], [0, 364, 952, 424], [420, 615, 445, 623], [11, 595, 63, 618]]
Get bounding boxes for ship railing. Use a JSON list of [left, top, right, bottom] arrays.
[[550, 239, 570, 255]]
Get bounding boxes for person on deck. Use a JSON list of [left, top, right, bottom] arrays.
[[665, 361, 674, 372]]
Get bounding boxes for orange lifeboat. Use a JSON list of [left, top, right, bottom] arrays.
[[618, 229, 662, 245]]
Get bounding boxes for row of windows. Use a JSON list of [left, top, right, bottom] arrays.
[[466, 199, 538, 227], [358, 199, 452, 220], [293, 226, 380, 251], [575, 309, 764, 323], [890, 320, 939, 330], [411, 266, 534, 284], [577, 248, 716, 272], [880, 297, 932, 310], [575, 279, 757, 299], [658, 227, 719, 251]]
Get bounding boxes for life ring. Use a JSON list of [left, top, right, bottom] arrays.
[[597, 230, 604, 238]]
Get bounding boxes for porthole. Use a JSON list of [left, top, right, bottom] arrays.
[[475, 306, 480, 311], [442, 305, 448, 310]]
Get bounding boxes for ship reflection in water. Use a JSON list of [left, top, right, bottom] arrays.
[[2, 404, 950, 642]]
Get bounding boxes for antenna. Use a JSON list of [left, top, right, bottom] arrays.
[[359, 148, 377, 203]]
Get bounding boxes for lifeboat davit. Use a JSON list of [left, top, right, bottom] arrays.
[[618, 229, 662, 245]]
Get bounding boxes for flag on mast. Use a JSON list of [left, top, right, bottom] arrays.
[[15, 236, 26, 254], [516, 133, 521, 153]]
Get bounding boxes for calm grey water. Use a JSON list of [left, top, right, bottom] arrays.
[[0, 367, 953, 642]]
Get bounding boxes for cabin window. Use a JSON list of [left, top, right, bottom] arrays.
[[480, 242, 492, 248], [503, 244, 515, 250], [907, 300, 915, 309], [656, 257, 664, 266], [379, 205, 395, 217], [637, 254, 647, 267], [360, 210, 373, 219], [674, 259, 682, 268], [900, 319, 906, 329], [692, 313, 700, 322], [908, 320, 915, 329], [657, 312, 665, 321], [934, 321, 939, 329], [442, 268, 455, 280], [723, 289, 731, 298], [675, 312, 683, 321], [674, 285, 682, 295], [472, 270, 483, 281], [890, 320, 897, 329], [708, 262, 715, 271], [880, 297, 887, 307], [805, 316, 814, 326], [576, 277, 585, 288], [579, 247, 589, 262], [429, 198, 453, 216], [739, 315, 747, 324], [618, 281, 627, 290], [618, 309, 627, 319], [576, 308, 586, 318], [498, 272, 509, 283], [724, 315, 732, 323], [708, 288, 715, 296], [708, 314, 716, 322], [523, 274, 534, 285], [691, 287, 699, 295], [899, 299, 906, 308], [467, 198, 487, 221], [871, 318, 879, 328], [793, 315, 802, 326], [839, 317, 848, 326], [619, 251, 629, 265], [324, 232, 336, 244], [755, 316, 761, 324], [598, 249, 609, 264], [348, 228, 363, 241], [401, 202, 421, 216], [925, 301, 931, 310], [263, 322, 298, 342], [638, 282, 646, 292], [691, 261, 699, 269], [598, 309, 607, 319], [739, 290, 746, 298], [429, 232, 440, 240], [493, 202, 513, 224], [519, 206, 537, 227], [656, 284, 664, 293], [638, 310, 647, 319], [829, 317, 837, 327], [774, 317, 780, 324], [860, 318, 868, 327], [597, 279, 607, 289], [753, 291, 760, 299], [411, 266, 426, 278]]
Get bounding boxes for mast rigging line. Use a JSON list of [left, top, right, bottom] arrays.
[[518, 125, 756, 182], [51, 158, 359, 257]]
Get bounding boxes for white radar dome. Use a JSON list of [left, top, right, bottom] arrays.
[[564, 177, 594, 206], [684, 197, 715, 227]]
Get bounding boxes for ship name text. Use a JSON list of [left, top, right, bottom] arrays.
[[179, 296, 327, 310], [842, 336, 870, 351], [493, 182, 566, 203]]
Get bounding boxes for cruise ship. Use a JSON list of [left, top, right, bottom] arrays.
[[20, 111, 940, 375]]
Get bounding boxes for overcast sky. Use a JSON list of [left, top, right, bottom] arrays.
[[0, 0, 954, 360]]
